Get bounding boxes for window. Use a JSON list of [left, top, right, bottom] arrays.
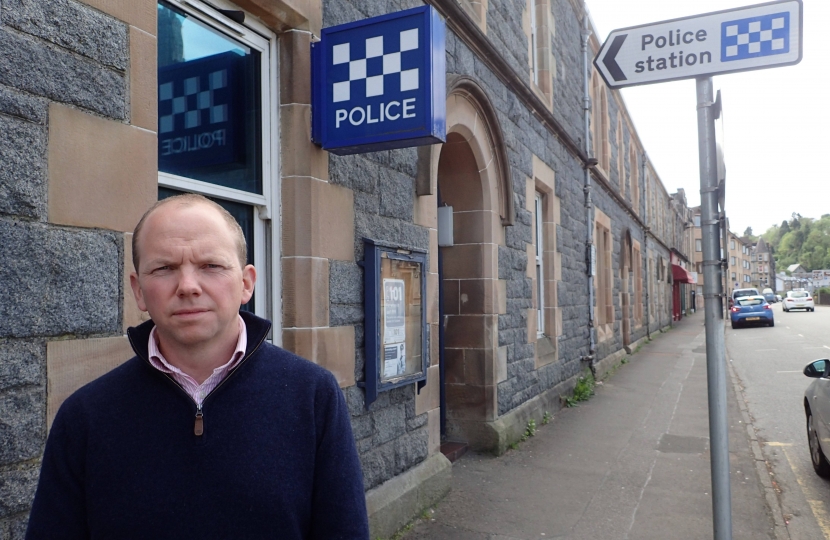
[[594, 209, 613, 333], [535, 192, 544, 336], [693, 215, 700, 227], [629, 143, 639, 213], [529, 0, 538, 86], [591, 71, 609, 171], [695, 239, 702, 252], [157, 0, 278, 324], [525, 0, 554, 106], [616, 118, 625, 198], [730, 256, 736, 266], [731, 272, 736, 280], [633, 242, 643, 324]]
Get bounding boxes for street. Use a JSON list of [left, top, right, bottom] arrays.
[[728, 303, 830, 539]]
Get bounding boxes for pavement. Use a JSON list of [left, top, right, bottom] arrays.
[[403, 312, 780, 540]]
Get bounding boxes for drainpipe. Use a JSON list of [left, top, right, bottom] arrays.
[[581, 9, 596, 362], [642, 151, 650, 340]]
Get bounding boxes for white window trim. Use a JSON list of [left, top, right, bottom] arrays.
[[535, 193, 544, 337], [158, 0, 281, 343]]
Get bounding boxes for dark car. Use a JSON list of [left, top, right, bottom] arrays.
[[730, 295, 774, 328], [763, 292, 777, 304]]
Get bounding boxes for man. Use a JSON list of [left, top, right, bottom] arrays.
[[27, 194, 369, 539]]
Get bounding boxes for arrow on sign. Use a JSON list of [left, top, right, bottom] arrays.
[[602, 34, 627, 82]]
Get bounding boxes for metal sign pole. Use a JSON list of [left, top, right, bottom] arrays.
[[697, 76, 732, 540]]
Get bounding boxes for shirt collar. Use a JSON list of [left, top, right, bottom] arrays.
[[147, 315, 248, 377]]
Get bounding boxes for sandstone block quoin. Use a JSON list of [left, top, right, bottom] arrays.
[[0, 218, 121, 338]]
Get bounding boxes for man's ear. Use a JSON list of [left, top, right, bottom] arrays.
[[130, 272, 148, 312], [240, 265, 257, 304]]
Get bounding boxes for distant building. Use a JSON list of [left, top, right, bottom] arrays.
[[689, 209, 751, 310], [788, 263, 807, 274], [751, 238, 775, 290]]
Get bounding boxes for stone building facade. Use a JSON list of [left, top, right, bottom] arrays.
[[0, 0, 693, 536]]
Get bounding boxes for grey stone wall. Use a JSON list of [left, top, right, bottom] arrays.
[[329, 149, 431, 490], [0, 0, 128, 534]]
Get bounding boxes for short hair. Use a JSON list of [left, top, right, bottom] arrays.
[[132, 194, 247, 272]]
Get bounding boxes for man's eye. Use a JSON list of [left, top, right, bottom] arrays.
[[154, 266, 171, 272], [205, 264, 223, 269]]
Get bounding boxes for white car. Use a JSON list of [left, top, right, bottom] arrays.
[[783, 290, 815, 312]]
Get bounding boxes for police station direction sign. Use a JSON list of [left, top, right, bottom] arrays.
[[312, 6, 446, 155], [594, 0, 802, 89]]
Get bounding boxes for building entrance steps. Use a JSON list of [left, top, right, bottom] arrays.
[[403, 312, 779, 540]]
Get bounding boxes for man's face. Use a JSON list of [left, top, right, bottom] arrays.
[[130, 202, 256, 354]]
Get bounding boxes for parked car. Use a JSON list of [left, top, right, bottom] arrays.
[[783, 290, 815, 312], [763, 292, 777, 303], [729, 295, 774, 328], [803, 359, 830, 477], [730, 287, 760, 308], [776, 294, 782, 302]]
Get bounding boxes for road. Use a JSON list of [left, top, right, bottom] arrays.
[[728, 302, 830, 539]]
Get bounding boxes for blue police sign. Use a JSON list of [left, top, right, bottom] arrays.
[[311, 6, 446, 155]]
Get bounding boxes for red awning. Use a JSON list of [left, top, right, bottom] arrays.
[[671, 264, 695, 284]]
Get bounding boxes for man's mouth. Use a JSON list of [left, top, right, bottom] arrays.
[[172, 309, 209, 317]]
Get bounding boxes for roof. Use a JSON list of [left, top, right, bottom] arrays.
[[756, 237, 768, 252], [788, 263, 805, 272]]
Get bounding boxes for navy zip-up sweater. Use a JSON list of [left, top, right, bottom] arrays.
[[26, 312, 369, 539]]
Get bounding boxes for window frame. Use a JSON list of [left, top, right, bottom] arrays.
[[534, 192, 545, 337], [529, 0, 539, 86], [157, 0, 281, 339]]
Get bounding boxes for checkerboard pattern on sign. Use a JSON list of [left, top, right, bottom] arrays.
[[722, 14, 788, 61], [332, 29, 419, 103]]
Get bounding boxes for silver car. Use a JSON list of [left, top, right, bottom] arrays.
[[804, 359, 830, 477]]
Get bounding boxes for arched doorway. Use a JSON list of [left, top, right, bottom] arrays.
[[437, 78, 510, 451]]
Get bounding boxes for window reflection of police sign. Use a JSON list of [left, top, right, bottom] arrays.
[[383, 279, 405, 345], [158, 51, 245, 172]]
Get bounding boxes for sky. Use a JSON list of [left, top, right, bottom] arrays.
[[585, 0, 829, 237]]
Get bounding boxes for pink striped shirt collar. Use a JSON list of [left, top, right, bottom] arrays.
[[147, 315, 247, 407]]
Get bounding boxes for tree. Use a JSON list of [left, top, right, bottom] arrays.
[[744, 226, 753, 237], [780, 220, 791, 236]]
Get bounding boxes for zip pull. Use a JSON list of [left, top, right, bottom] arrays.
[[194, 404, 204, 437]]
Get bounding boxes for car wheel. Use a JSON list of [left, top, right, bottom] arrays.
[[731, 322, 737, 329], [769, 320, 775, 327], [808, 411, 830, 478]]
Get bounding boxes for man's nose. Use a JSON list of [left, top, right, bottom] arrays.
[[176, 267, 202, 296]]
